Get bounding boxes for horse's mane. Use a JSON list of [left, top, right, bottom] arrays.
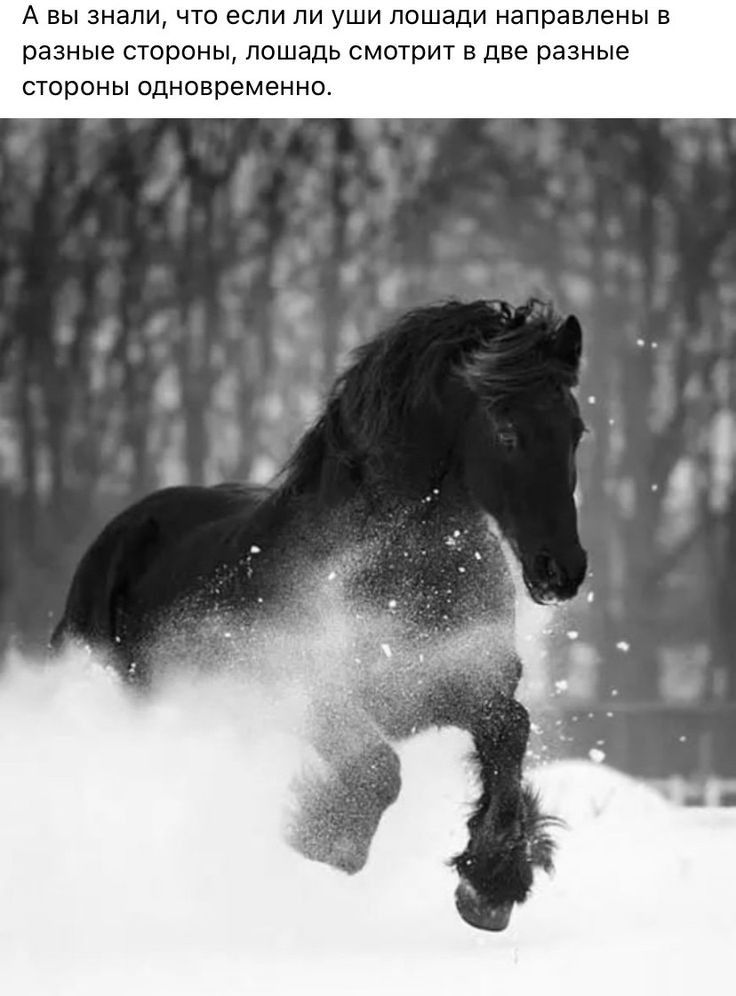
[[280, 298, 576, 491]]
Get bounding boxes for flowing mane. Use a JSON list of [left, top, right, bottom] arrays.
[[281, 298, 576, 490]]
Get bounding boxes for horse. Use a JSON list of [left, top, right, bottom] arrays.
[[51, 298, 587, 932]]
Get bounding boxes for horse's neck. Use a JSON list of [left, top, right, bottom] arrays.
[[280, 411, 485, 546], [359, 475, 487, 549], [290, 390, 471, 495]]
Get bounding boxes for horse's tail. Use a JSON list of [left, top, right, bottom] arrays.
[[50, 515, 160, 657]]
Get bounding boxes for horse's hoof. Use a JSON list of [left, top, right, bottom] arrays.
[[455, 879, 513, 932]]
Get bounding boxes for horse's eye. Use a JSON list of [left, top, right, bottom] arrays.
[[497, 429, 518, 451]]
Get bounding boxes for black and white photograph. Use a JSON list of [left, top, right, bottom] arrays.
[[0, 119, 735, 992]]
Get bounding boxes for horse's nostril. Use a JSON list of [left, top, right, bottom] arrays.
[[535, 552, 563, 586]]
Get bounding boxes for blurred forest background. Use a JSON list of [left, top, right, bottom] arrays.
[[1, 119, 735, 773]]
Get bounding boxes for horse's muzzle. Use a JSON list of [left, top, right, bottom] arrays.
[[454, 879, 514, 932], [525, 547, 587, 604]]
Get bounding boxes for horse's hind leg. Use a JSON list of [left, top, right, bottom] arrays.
[[287, 699, 401, 875], [451, 691, 556, 931]]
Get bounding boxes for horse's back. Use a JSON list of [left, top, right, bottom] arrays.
[[51, 483, 266, 654]]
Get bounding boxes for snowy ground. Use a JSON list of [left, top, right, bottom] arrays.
[[0, 653, 733, 996]]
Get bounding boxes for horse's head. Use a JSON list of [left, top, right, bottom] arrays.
[[307, 300, 586, 604], [460, 305, 587, 603]]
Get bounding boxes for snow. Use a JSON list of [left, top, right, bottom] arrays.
[[529, 758, 672, 825], [1, 652, 734, 996]]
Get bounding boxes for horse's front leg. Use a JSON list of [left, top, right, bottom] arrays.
[[287, 696, 401, 875], [451, 692, 557, 931]]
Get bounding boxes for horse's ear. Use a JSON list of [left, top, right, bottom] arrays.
[[551, 315, 582, 371]]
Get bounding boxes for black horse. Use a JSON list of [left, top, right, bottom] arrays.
[[52, 299, 587, 931]]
